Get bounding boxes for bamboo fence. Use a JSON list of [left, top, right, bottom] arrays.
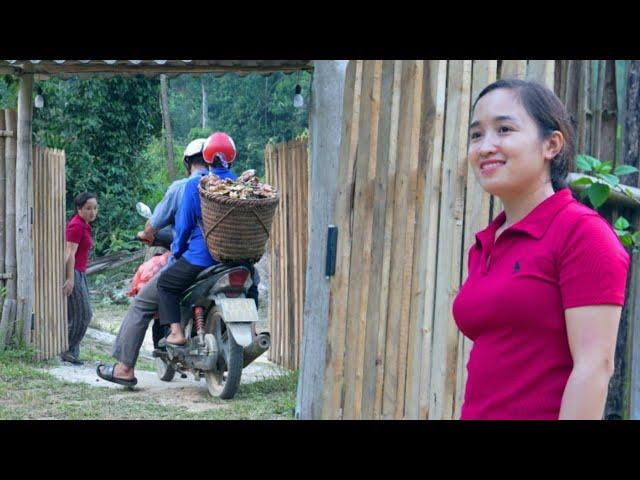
[[264, 139, 309, 370]]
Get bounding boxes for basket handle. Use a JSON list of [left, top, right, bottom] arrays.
[[204, 205, 238, 241], [204, 206, 271, 242], [204, 205, 269, 242], [251, 208, 270, 236]]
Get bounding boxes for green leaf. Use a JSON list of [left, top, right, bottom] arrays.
[[571, 177, 593, 187], [600, 174, 620, 187], [575, 155, 593, 172], [619, 234, 633, 248], [587, 183, 610, 209], [614, 165, 640, 176], [595, 162, 612, 174], [614, 216, 630, 230]]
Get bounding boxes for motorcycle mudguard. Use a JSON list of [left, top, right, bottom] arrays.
[[226, 323, 253, 348], [217, 298, 258, 347]]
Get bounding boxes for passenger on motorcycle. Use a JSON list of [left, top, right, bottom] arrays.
[[97, 138, 210, 387], [157, 132, 238, 346]]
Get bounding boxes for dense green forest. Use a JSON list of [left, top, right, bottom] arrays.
[[0, 71, 311, 256]]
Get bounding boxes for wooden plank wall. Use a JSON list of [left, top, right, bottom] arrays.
[[264, 139, 309, 371], [318, 60, 561, 420], [32, 147, 67, 360]]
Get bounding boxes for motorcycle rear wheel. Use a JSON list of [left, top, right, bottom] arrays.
[[205, 307, 243, 399]]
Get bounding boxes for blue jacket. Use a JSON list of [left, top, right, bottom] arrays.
[[172, 167, 237, 267], [150, 168, 209, 234]]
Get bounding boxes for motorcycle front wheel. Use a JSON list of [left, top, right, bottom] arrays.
[[204, 306, 243, 399], [155, 356, 176, 382]]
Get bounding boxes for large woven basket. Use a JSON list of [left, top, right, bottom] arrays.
[[199, 177, 280, 264]]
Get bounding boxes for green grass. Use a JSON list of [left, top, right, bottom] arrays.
[[79, 335, 156, 372], [0, 347, 296, 420]]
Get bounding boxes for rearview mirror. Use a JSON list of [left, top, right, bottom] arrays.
[[136, 202, 152, 219]]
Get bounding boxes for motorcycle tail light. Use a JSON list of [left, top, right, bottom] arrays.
[[229, 270, 250, 288]]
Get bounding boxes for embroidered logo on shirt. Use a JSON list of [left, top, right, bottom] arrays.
[[512, 260, 521, 274]]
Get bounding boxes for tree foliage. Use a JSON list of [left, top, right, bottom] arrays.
[[31, 76, 162, 256], [0, 69, 310, 256], [168, 71, 311, 175]]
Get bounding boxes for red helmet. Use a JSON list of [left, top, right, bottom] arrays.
[[203, 132, 236, 166]]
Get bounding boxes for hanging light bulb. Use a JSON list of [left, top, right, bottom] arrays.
[[293, 84, 304, 108], [34, 87, 44, 109]]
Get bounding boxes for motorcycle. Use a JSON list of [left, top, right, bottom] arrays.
[[133, 202, 270, 399]]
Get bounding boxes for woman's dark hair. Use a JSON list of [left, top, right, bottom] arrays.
[[74, 192, 97, 214], [472, 79, 575, 191]]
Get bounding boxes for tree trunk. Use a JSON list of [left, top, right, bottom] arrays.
[[201, 76, 208, 130], [621, 61, 640, 187], [15, 74, 34, 344], [1, 110, 17, 348], [0, 110, 6, 286], [160, 74, 176, 182]]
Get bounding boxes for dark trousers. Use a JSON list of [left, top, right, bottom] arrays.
[[66, 270, 92, 358], [157, 257, 206, 326]]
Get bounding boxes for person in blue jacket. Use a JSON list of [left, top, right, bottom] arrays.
[[157, 132, 238, 346]]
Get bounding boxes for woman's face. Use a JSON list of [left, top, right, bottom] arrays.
[[78, 198, 98, 223], [468, 88, 553, 198]]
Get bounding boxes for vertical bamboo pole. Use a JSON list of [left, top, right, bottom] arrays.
[[0, 110, 6, 287], [60, 151, 68, 354], [429, 60, 472, 420], [0, 110, 18, 348], [16, 74, 34, 344], [323, 60, 363, 419], [527, 60, 555, 88]]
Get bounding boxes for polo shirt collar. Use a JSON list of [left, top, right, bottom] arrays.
[[475, 188, 574, 248], [189, 167, 209, 178]]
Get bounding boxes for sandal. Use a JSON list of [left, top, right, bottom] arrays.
[[96, 363, 138, 387], [61, 351, 84, 365]]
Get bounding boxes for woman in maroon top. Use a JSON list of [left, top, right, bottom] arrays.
[[61, 192, 98, 365], [453, 80, 629, 420]]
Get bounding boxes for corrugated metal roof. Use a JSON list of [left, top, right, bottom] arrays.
[[0, 60, 313, 78]]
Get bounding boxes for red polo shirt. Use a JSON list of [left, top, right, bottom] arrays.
[[453, 188, 629, 420], [66, 214, 93, 273]]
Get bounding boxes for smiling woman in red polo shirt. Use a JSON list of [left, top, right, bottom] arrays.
[[453, 79, 630, 420], [61, 192, 98, 365]]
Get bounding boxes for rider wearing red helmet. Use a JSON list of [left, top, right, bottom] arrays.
[[157, 132, 239, 346], [202, 131, 237, 168]]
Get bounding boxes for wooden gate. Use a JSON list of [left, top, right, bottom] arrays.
[[264, 139, 309, 370], [32, 147, 67, 360], [317, 59, 600, 420]]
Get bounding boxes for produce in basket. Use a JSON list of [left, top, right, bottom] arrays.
[[201, 169, 277, 200]]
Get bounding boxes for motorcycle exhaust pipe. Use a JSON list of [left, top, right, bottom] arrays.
[[243, 332, 271, 368]]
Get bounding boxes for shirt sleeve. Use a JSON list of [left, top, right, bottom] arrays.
[[172, 179, 197, 259], [150, 181, 181, 231], [557, 214, 630, 309], [66, 220, 83, 244]]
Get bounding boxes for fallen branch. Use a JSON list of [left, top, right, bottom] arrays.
[[86, 250, 144, 276]]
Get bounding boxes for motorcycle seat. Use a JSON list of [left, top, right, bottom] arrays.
[[196, 263, 233, 281]]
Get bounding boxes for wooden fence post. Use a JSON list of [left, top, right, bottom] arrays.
[[15, 73, 34, 344], [623, 61, 640, 419], [295, 60, 348, 419], [0, 110, 17, 349], [0, 110, 6, 287]]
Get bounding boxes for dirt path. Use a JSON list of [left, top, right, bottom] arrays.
[[43, 327, 288, 414]]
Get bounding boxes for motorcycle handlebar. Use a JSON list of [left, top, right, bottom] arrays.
[[132, 227, 173, 250]]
